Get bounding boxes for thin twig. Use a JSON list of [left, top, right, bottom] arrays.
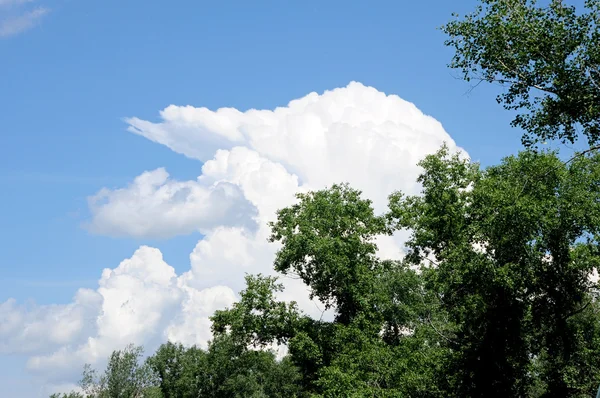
[[496, 58, 558, 95], [419, 287, 457, 346]]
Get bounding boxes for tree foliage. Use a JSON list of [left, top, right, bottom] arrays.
[[443, 0, 600, 147], [54, 147, 600, 398], [390, 145, 600, 397], [268, 184, 389, 324]]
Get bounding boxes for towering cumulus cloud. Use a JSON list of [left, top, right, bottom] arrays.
[[0, 82, 465, 393]]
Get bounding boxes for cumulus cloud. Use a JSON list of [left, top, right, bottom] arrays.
[[0, 6, 48, 38], [0, 289, 101, 355], [165, 281, 237, 347], [24, 246, 236, 384], [86, 168, 258, 239], [2, 82, 465, 392], [126, 82, 456, 212]]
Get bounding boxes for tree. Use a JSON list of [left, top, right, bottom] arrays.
[[211, 274, 301, 349], [204, 335, 304, 398], [209, 275, 306, 397], [269, 183, 389, 325], [83, 345, 160, 398], [389, 145, 600, 397], [209, 185, 448, 397], [443, 0, 600, 147], [146, 342, 207, 398], [266, 185, 446, 397], [61, 338, 305, 398], [55, 345, 160, 398]]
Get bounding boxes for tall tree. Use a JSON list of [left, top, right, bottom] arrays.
[[146, 342, 207, 398], [212, 186, 446, 397], [443, 0, 600, 147], [267, 185, 445, 396], [268, 183, 389, 325], [389, 145, 600, 397]]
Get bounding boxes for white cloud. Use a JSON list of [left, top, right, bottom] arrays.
[[0, 6, 48, 38], [0, 289, 101, 355], [1, 82, 465, 392], [86, 167, 258, 239], [24, 246, 236, 384], [165, 282, 236, 348], [126, 82, 457, 212]]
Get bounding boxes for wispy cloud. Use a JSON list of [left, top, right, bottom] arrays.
[[0, 6, 48, 38]]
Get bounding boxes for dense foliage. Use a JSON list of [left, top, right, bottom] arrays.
[[443, 0, 600, 147], [54, 146, 600, 397], [53, 1, 600, 397]]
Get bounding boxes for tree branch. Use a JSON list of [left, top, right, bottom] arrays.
[[563, 299, 592, 320], [496, 58, 558, 95], [419, 287, 458, 347]]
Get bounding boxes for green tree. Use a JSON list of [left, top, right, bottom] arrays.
[[205, 335, 304, 398], [55, 344, 161, 398], [389, 145, 600, 397], [443, 0, 600, 147], [209, 184, 446, 397], [269, 183, 389, 325], [211, 274, 301, 349], [264, 185, 445, 396], [61, 338, 304, 398], [146, 342, 207, 398]]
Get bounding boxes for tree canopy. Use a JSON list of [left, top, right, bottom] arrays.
[[55, 147, 600, 397], [443, 0, 600, 147]]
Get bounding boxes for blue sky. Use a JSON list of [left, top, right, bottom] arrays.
[[0, 0, 523, 300], [0, 0, 532, 396]]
